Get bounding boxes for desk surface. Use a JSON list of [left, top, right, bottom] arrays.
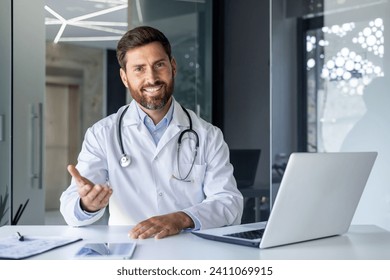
[[1, 224, 390, 260]]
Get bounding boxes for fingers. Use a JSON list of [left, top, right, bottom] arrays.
[[155, 228, 171, 239], [128, 212, 194, 239], [67, 165, 92, 186], [129, 223, 176, 240], [67, 164, 113, 212], [79, 184, 113, 212], [128, 214, 182, 240]]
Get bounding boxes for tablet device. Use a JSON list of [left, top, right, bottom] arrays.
[[74, 242, 136, 259]]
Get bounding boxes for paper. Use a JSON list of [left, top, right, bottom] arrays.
[[0, 235, 82, 259]]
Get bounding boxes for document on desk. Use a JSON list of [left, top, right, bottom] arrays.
[[0, 235, 82, 259]]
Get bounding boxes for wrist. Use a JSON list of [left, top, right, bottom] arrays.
[[177, 211, 195, 229], [79, 198, 97, 213]]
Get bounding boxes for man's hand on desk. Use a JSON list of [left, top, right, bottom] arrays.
[[67, 165, 113, 213], [129, 212, 195, 239]]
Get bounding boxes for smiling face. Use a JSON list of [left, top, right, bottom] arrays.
[[120, 41, 177, 114]]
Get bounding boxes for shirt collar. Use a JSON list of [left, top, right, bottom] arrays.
[[135, 99, 174, 128]]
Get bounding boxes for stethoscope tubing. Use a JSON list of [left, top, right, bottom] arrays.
[[117, 104, 199, 181]]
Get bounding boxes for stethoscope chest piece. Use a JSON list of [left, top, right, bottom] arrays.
[[120, 154, 131, 167]]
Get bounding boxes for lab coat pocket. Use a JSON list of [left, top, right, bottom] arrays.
[[170, 163, 206, 206]]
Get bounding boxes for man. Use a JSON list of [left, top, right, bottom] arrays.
[[60, 26, 243, 239]]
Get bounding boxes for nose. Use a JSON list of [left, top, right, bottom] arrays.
[[145, 66, 158, 84]]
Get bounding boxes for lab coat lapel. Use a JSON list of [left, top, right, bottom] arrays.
[[121, 101, 138, 127]]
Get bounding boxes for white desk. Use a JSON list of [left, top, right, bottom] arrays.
[[1, 224, 390, 260]]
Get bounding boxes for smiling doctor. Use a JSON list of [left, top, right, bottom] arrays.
[[60, 26, 243, 239]]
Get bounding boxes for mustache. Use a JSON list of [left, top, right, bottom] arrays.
[[142, 81, 165, 87]]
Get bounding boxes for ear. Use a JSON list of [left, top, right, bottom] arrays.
[[171, 58, 177, 77], [119, 68, 129, 88]]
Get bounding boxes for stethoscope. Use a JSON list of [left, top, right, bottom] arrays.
[[117, 104, 199, 182]]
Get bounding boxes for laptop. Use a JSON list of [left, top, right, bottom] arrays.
[[192, 152, 377, 249], [229, 149, 261, 188]]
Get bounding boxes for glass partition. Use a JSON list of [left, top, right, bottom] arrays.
[[0, 0, 12, 226], [128, 0, 213, 121], [272, 0, 390, 231], [301, 0, 390, 230]]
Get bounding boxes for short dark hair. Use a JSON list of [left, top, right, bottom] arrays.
[[116, 26, 172, 70]]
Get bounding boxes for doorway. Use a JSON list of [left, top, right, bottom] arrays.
[[45, 82, 80, 223]]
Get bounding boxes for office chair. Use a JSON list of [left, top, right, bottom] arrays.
[[229, 149, 268, 222]]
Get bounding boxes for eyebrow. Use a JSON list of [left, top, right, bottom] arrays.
[[130, 58, 168, 69]]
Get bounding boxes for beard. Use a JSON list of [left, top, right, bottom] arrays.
[[128, 77, 175, 110]]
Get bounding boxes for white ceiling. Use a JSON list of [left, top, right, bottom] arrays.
[[45, 0, 128, 50]]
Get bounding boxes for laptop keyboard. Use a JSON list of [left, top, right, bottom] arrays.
[[224, 228, 265, 240]]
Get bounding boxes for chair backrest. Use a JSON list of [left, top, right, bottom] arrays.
[[229, 149, 261, 188]]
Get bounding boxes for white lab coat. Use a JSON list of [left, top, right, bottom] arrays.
[[60, 99, 243, 229]]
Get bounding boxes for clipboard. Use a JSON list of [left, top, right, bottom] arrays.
[[0, 235, 82, 259]]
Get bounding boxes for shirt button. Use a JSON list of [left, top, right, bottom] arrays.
[[159, 192, 163, 196]]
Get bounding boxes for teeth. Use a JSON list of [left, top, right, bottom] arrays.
[[144, 86, 162, 93]]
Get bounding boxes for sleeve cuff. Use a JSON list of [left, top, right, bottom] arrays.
[[74, 197, 101, 221], [181, 210, 201, 231]]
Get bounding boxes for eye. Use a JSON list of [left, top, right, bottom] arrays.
[[155, 61, 165, 69]]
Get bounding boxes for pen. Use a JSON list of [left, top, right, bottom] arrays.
[[13, 199, 29, 225], [12, 204, 23, 225], [16, 231, 24, 241]]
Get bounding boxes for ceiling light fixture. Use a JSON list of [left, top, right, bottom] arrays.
[[68, 4, 127, 22], [59, 36, 123, 42], [45, 2, 127, 44], [44, 5, 67, 43], [135, 0, 143, 23]]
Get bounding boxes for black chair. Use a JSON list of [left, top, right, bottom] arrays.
[[229, 149, 268, 222]]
